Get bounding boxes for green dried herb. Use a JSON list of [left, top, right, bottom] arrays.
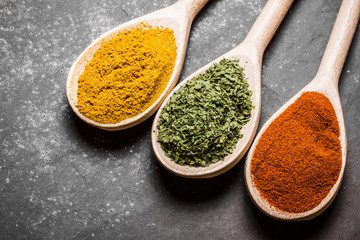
[[157, 58, 254, 167]]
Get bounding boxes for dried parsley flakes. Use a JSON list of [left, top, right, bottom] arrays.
[[157, 59, 254, 167]]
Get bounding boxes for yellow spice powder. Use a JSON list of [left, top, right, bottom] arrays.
[[76, 23, 177, 124]]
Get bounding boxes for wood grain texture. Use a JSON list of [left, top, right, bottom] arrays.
[[244, 0, 360, 221], [317, 0, 360, 84], [176, 0, 209, 18], [244, 0, 294, 53], [151, 0, 294, 179], [66, 0, 209, 131]]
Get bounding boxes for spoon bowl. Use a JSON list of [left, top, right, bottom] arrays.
[[245, 80, 347, 221], [245, 0, 360, 220], [152, 44, 261, 178], [151, 0, 294, 178], [66, 0, 208, 131]]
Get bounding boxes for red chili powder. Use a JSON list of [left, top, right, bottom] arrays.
[[251, 91, 342, 213]]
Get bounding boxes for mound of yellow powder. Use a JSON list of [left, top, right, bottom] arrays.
[[76, 23, 177, 124]]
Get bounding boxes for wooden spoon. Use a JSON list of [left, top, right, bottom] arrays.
[[66, 0, 209, 131], [151, 0, 294, 178], [245, 0, 360, 221]]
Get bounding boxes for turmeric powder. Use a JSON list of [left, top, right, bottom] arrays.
[[76, 23, 177, 124]]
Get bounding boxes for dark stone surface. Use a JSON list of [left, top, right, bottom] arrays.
[[1, 0, 359, 239]]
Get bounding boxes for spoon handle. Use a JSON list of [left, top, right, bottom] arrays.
[[175, 0, 209, 19], [316, 0, 360, 85], [243, 0, 294, 54]]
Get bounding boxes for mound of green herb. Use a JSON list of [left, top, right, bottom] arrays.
[[157, 59, 254, 167]]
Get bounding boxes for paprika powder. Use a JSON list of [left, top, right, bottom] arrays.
[[251, 91, 342, 213]]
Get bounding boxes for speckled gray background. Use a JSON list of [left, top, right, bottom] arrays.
[[1, 0, 359, 239]]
